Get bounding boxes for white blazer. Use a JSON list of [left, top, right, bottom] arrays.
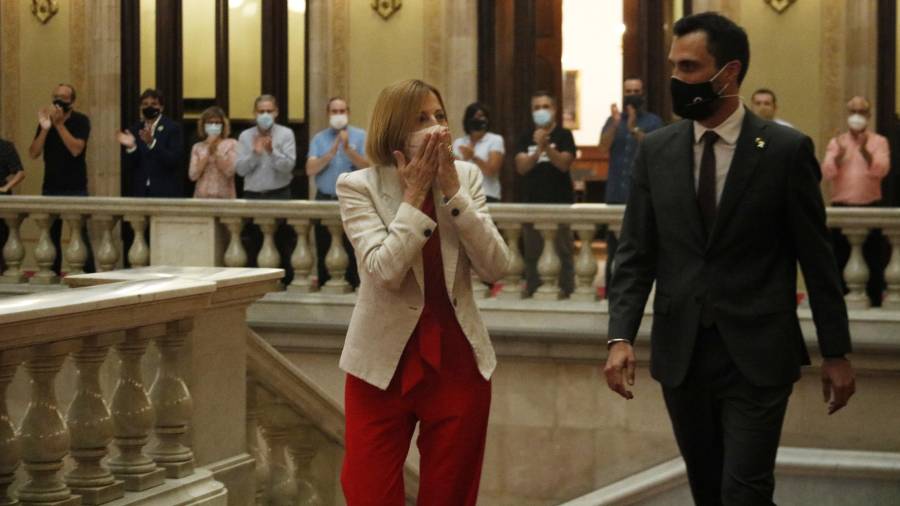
[[335, 160, 511, 390]]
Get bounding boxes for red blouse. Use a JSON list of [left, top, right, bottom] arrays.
[[399, 195, 475, 395]]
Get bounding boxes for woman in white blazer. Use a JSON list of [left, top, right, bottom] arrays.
[[337, 79, 510, 505]]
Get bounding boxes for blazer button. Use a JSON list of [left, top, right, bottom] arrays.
[[451, 208, 460, 217], [424, 229, 432, 237]]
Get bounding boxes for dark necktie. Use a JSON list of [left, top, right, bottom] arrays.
[[697, 131, 719, 237]]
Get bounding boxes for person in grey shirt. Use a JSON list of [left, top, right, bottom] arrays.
[[236, 94, 297, 283], [236, 94, 297, 197]]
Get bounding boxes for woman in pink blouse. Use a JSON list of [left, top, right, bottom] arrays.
[[189, 106, 237, 198]]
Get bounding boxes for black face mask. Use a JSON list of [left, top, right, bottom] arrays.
[[465, 118, 489, 132], [142, 106, 161, 120], [53, 99, 72, 113], [670, 65, 730, 121], [623, 95, 645, 110]]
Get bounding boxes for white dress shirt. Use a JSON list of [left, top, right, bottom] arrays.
[[693, 104, 745, 204]]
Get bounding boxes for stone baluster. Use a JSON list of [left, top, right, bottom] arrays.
[[0, 351, 24, 506], [17, 343, 80, 506], [66, 333, 125, 504], [247, 381, 269, 505], [221, 217, 248, 268], [842, 227, 871, 310], [288, 219, 316, 293], [883, 228, 900, 310], [287, 422, 322, 505], [255, 218, 281, 269], [260, 401, 299, 506], [93, 215, 120, 272], [30, 213, 59, 284], [0, 213, 26, 283], [321, 219, 352, 294], [62, 214, 89, 276], [108, 326, 165, 491], [572, 225, 599, 301], [149, 319, 195, 478], [533, 223, 562, 300], [498, 223, 524, 300], [124, 216, 150, 268]]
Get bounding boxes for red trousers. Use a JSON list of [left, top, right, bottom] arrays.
[[341, 336, 491, 505]]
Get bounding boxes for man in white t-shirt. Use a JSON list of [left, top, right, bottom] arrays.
[[452, 102, 505, 202]]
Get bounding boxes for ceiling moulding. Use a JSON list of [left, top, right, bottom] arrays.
[[372, 0, 402, 20], [32, 0, 60, 24], [764, 0, 798, 15]]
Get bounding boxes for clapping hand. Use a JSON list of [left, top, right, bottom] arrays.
[[339, 129, 350, 152], [116, 130, 137, 149], [393, 132, 440, 208], [626, 104, 637, 131], [457, 144, 474, 161], [38, 108, 52, 130], [139, 125, 154, 145], [611, 103, 622, 123], [533, 128, 549, 150], [50, 106, 65, 127]]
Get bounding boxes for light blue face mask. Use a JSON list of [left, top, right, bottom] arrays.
[[256, 113, 275, 130], [204, 123, 223, 137], [532, 108, 553, 127]]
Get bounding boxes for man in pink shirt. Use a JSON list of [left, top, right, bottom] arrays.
[[823, 95, 892, 306]]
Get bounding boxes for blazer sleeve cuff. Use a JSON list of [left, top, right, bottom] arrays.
[[395, 201, 437, 239]]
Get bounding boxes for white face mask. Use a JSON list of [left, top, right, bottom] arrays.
[[404, 124, 447, 159], [330, 114, 348, 130], [847, 114, 868, 132]]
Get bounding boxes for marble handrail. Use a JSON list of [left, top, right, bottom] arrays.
[[3, 196, 900, 306]]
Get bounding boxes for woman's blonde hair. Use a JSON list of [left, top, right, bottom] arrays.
[[197, 106, 231, 141], [365, 79, 446, 167]]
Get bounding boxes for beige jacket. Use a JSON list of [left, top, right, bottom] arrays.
[[335, 160, 510, 390]]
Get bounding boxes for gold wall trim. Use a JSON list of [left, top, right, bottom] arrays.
[[423, 0, 445, 91], [330, 0, 350, 99], [69, 0, 87, 98]]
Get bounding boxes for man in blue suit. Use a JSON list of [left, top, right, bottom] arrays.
[[117, 88, 184, 198]]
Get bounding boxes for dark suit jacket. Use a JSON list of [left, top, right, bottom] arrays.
[[125, 116, 184, 197], [608, 109, 851, 388]]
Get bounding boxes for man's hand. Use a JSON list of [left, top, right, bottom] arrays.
[[116, 130, 136, 149], [50, 106, 65, 127], [821, 357, 855, 415], [254, 135, 271, 154], [38, 109, 52, 130], [533, 129, 549, 150], [626, 104, 638, 131], [339, 129, 349, 148], [611, 103, 621, 123], [604, 341, 636, 400], [329, 136, 341, 157], [139, 125, 154, 145], [457, 144, 474, 161], [858, 132, 873, 165]]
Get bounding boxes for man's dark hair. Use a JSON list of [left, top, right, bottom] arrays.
[[531, 90, 557, 105], [57, 83, 77, 101], [462, 102, 491, 134], [623, 76, 644, 85], [673, 12, 750, 84], [327, 96, 347, 111], [139, 88, 165, 106], [752, 88, 777, 104]]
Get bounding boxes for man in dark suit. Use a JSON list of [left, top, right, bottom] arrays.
[[604, 13, 856, 505], [117, 88, 185, 198]]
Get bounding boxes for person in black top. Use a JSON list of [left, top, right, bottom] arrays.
[[28, 83, 94, 274], [514, 91, 577, 297], [0, 137, 25, 274]]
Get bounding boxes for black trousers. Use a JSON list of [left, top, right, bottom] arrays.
[[314, 191, 359, 288], [242, 186, 296, 284], [662, 326, 792, 506]]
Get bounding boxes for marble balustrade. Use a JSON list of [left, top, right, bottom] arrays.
[[2, 196, 900, 307]]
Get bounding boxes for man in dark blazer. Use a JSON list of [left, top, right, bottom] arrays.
[[117, 88, 184, 198], [604, 13, 856, 505]]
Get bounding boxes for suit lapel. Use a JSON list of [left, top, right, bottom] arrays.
[[665, 122, 707, 249], [376, 167, 425, 292], [707, 111, 767, 249]]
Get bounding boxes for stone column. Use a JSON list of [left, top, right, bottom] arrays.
[[149, 319, 195, 478], [246, 382, 269, 506], [66, 333, 124, 504], [260, 401, 299, 506], [883, 229, 900, 310], [93, 215, 120, 272], [221, 218, 248, 268], [287, 422, 322, 505], [321, 219, 352, 294], [288, 219, 316, 293], [533, 223, 562, 300], [62, 214, 89, 276], [0, 351, 24, 506], [108, 326, 166, 491], [255, 218, 281, 269], [18, 343, 80, 506], [572, 225, 599, 301], [0, 213, 26, 283], [498, 223, 524, 300], [30, 213, 59, 285], [123, 216, 150, 268], [842, 227, 871, 310]]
